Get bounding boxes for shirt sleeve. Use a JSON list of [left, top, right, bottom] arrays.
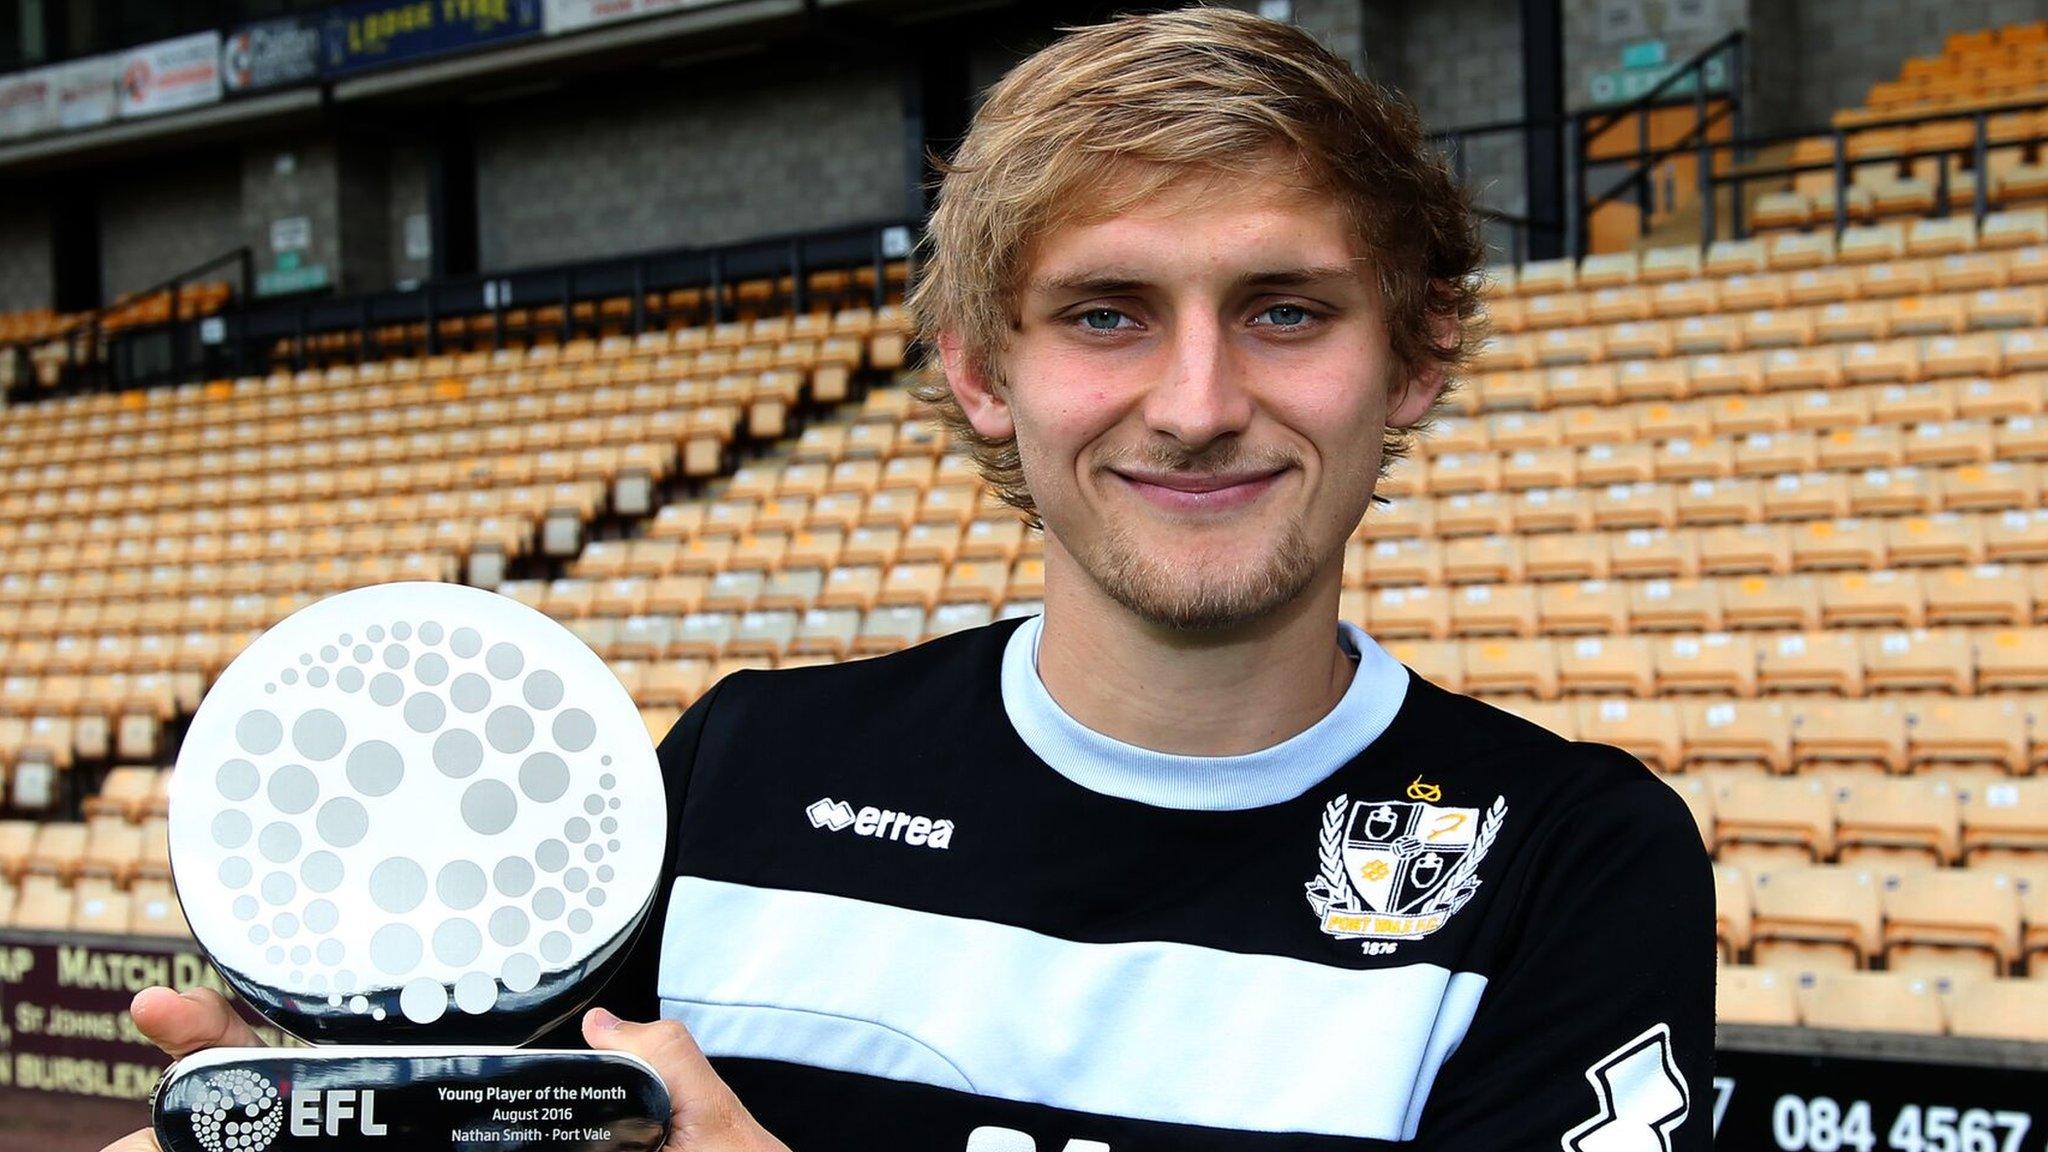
[[543, 677, 730, 1040], [1412, 749, 1717, 1152]]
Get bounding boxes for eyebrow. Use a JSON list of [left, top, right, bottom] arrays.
[[1027, 263, 1365, 297]]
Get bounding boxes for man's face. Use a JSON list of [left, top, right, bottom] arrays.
[[944, 164, 1442, 632]]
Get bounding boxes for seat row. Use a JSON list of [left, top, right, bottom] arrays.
[[1476, 323, 2047, 383], [0, 873, 189, 937], [1718, 965, 2048, 1040], [1675, 776, 2042, 872], [1387, 625, 2048, 702], [0, 818, 168, 886], [0, 402, 740, 508], [0, 482, 598, 569], [1482, 212, 2046, 297], [1715, 861, 2047, 973], [1458, 369, 2048, 444], [1488, 262, 2048, 344]]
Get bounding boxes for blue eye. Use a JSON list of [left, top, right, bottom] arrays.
[[1257, 304, 1313, 328], [1080, 308, 1129, 332]]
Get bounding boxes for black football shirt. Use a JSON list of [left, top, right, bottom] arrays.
[[592, 615, 1715, 1151]]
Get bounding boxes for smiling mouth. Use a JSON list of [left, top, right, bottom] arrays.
[[1110, 466, 1291, 511]]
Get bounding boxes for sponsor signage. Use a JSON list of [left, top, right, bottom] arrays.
[[543, 0, 726, 34], [321, 0, 544, 77], [117, 31, 224, 119], [53, 56, 119, 130], [0, 67, 55, 141], [221, 17, 321, 94]]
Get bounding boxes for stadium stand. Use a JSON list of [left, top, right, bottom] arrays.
[[3, 30, 2048, 1152], [1742, 21, 2048, 233], [6, 200, 2048, 1035]]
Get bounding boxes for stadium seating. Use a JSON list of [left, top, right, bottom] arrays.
[[3, 74, 2047, 1043]]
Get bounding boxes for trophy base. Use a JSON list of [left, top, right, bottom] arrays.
[[152, 1045, 669, 1152]]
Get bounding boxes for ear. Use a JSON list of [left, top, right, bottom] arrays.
[[1385, 358, 1448, 429], [1386, 307, 1459, 428], [937, 330, 1016, 441]]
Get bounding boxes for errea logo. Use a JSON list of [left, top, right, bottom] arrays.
[[806, 796, 955, 849]]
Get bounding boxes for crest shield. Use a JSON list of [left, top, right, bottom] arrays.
[[1340, 799, 1479, 916], [1305, 791, 1507, 946]]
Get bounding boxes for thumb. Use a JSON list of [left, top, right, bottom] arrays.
[[582, 1008, 782, 1151]]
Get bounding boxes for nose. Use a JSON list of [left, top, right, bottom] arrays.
[[1139, 311, 1255, 450]]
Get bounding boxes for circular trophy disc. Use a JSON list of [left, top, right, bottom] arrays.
[[167, 582, 667, 1045]]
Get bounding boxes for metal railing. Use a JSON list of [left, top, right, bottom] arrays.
[[228, 218, 918, 379], [1431, 31, 1746, 262], [7, 246, 254, 399], [1703, 93, 2048, 241], [1580, 32, 1745, 250], [9, 220, 919, 394]]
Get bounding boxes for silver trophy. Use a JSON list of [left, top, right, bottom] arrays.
[[153, 582, 669, 1152]]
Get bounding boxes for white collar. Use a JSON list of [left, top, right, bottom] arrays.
[[1000, 615, 1410, 811]]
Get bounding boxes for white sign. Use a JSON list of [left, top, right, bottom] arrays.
[[543, 0, 725, 34], [0, 67, 56, 141], [54, 56, 119, 130], [404, 212, 432, 261], [118, 31, 224, 119], [270, 216, 312, 254]]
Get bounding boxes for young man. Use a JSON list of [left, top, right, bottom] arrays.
[[110, 8, 1712, 1151]]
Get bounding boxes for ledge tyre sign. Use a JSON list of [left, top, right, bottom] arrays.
[[543, 0, 726, 33], [321, 0, 544, 77], [118, 32, 224, 119], [223, 18, 321, 94]]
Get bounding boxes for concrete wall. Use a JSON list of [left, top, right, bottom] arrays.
[[0, 191, 51, 312], [472, 55, 905, 271], [1390, 0, 1527, 257], [239, 139, 340, 296], [99, 153, 242, 302], [387, 143, 434, 287]]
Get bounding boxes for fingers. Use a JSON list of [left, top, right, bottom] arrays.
[[583, 1009, 782, 1150], [130, 987, 266, 1059], [99, 1130, 161, 1152]]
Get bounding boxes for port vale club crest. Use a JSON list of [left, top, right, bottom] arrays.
[[1305, 783, 1507, 947]]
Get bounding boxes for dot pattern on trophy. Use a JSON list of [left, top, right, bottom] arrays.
[[199, 612, 626, 1026], [187, 1069, 282, 1152]]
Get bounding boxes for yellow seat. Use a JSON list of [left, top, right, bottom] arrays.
[[1750, 864, 1883, 969], [1833, 777, 1962, 866], [1882, 868, 2023, 977], [1717, 965, 1800, 1025], [1717, 778, 1836, 866], [1795, 970, 1946, 1034], [1945, 978, 2048, 1042]]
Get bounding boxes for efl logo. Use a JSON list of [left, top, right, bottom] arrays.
[[806, 797, 955, 849], [190, 1074, 387, 1152]]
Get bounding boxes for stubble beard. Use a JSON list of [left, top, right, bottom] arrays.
[[1084, 510, 1322, 632]]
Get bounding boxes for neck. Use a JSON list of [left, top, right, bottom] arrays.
[[1033, 535, 1354, 756]]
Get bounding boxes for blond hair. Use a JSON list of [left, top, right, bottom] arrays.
[[905, 4, 1486, 524]]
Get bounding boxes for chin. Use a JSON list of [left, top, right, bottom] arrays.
[[1087, 528, 1322, 633]]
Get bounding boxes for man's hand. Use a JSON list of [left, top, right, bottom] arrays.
[[99, 986, 270, 1152], [583, 1008, 790, 1152]]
